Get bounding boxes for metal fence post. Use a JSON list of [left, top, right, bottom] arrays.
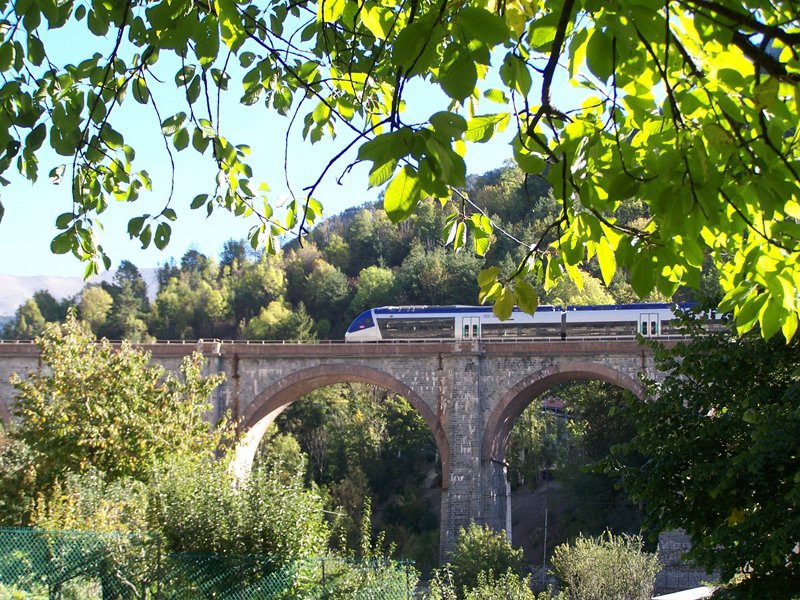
[[321, 557, 326, 597], [155, 537, 162, 600]]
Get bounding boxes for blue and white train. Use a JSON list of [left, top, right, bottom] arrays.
[[344, 303, 701, 342]]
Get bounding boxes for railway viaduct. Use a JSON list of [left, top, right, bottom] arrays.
[[0, 338, 659, 557]]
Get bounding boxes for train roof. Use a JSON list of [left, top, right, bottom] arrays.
[[373, 305, 561, 315], [565, 302, 696, 311]]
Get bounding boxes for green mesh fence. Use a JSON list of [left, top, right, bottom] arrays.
[[0, 528, 417, 599]]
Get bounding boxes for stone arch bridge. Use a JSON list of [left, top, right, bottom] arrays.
[[0, 339, 658, 557]]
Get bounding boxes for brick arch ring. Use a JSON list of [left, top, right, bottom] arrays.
[[482, 361, 646, 465], [231, 364, 450, 482]]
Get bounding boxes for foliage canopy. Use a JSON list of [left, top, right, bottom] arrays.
[[613, 322, 800, 597], [0, 0, 797, 335], [10, 314, 227, 488]]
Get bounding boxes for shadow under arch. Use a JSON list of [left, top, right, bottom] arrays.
[[482, 361, 646, 464], [231, 364, 449, 482]]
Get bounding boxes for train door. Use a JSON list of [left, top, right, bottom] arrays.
[[639, 313, 660, 337], [461, 317, 481, 340]]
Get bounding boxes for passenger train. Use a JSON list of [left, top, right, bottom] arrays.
[[344, 303, 704, 342]]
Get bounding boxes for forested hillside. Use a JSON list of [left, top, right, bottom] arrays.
[[2, 163, 717, 342]]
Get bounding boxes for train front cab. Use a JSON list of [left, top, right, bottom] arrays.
[[345, 309, 379, 342]]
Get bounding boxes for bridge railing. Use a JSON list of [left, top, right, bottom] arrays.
[[0, 334, 687, 346]]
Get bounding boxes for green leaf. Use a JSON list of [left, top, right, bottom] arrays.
[[217, 0, 247, 52], [458, 7, 510, 47], [429, 112, 468, 140], [500, 53, 532, 96], [439, 46, 477, 102], [101, 126, 123, 149], [358, 129, 412, 163], [586, 28, 613, 82], [383, 165, 425, 223], [754, 77, 779, 110], [127, 216, 145, 237], [173, 127, 190, 151], [0, 42, 14, 71], [392, 20, 439, 74], [55, 212, 74, 230], [319, 0, 346, 22], [513, 136, 546, 174], [139, 224, 152, 249], [758, 298, 784, 340], [781, 311, 797, 341], [27, 34, 44, 66], [192, 128, 210, 154], [493, 286, 514, 320], [596, 238, 616, 286], [368, 159, 396, 188], [629, 256, 655, 298], [195, 13, 220, 67], [154, 222, 171, 250], [734, 292, 767, 333], [50, 232, 73, 254], [132, 76, 150, 104], [469, 213, 492, 256], [175, 65, 196, 86], [464, 114, 509, 143], [190, 193, 208, 209], [25, 123, 46, 152], [515, 279, 539, 315], [361, 5, 392, 40], [607, 173, 640, 201], [161, 113, 186, 135]]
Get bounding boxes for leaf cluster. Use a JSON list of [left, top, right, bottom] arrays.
[[0, 0, 795, 337]]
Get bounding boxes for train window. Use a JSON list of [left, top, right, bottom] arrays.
[[651, 320, 658, 335], [464, 324, 469, 338], [482, 323, 563, 338], [640, 321, 647, 335], [472, 324, 479, 338], [567, 321, 638, 338], [377, 318, 455, 339]]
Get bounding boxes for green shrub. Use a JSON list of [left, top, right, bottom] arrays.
[[550, 532, 660, 600], [427, 566, 566, 600], [447, 523, 526, 594], [464, 569, 536, 599]]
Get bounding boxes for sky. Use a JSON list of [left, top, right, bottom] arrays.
[[0, 19, 566, 279]]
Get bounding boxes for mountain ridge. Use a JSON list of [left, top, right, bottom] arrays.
[[0, 270, 158, 317]]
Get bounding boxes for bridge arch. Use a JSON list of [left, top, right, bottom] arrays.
[[231, 363, 449, 481], [482, 361, 645, 465]]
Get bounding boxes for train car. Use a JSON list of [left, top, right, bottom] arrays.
[[344, 303, 703, 342], [564, 303, 680, 338], [344, 305, 564, 342]]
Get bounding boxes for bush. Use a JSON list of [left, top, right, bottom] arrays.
[[427, 567, 565, 600], [464, 570, 536, 599], [549, 532, 660, 600], [149, 457, 328, 564], [447, 523, 526, 594]]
